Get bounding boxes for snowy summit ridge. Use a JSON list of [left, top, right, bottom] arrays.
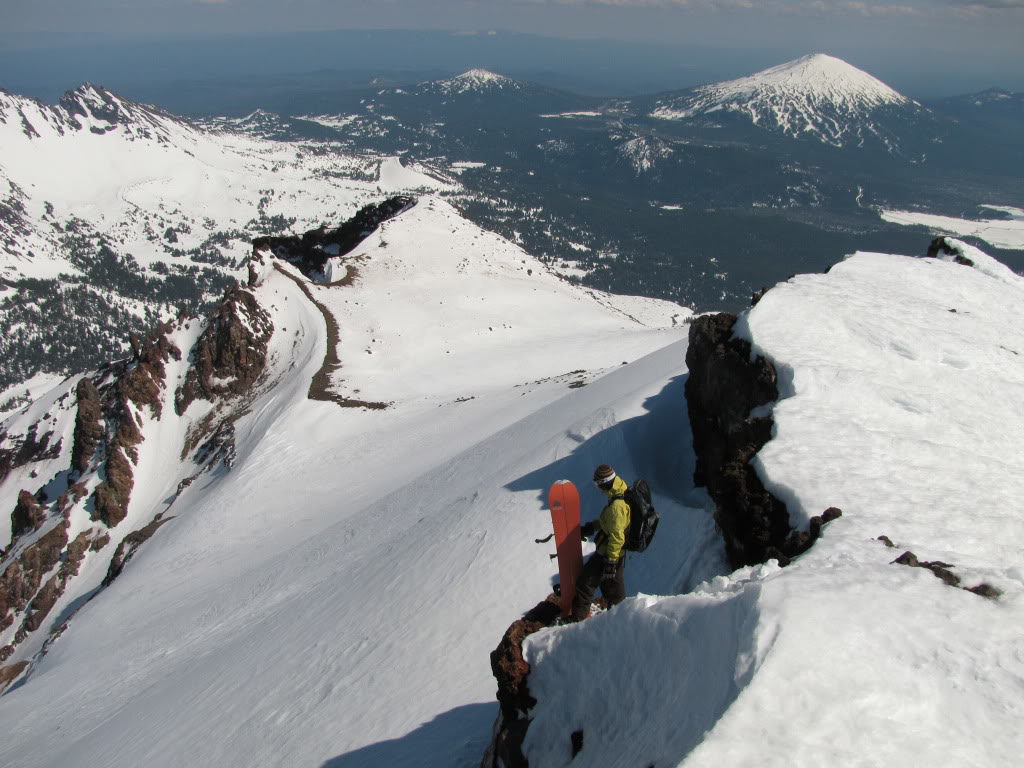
[[653, 53, 917, 147], [435, 68, 520, 94]]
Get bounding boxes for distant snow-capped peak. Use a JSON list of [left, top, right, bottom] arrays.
[[0, 83, 184, 143], [435, 68, 520, 94], [652, 53, 917, 148]]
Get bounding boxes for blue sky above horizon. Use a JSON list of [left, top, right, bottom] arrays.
[[2, 0, 1022, 96]]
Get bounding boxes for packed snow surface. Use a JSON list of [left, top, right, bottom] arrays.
[[652, 53, 911, 146], [524, 243, 1024, 766], [881, 206, 1024, 250]]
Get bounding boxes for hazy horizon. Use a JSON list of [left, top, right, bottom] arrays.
[[1, 26, 1022, 115]]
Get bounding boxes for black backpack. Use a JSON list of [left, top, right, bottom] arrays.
[[615, 479, 659, 552]]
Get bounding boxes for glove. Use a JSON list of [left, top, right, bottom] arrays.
[[580, 522, 596, 540], [602, 557, 618, 579]]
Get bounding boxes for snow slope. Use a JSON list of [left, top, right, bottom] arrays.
[[652, 54, 917, 148], [523, 243, 1024, 766], [0, 197, 712, 767], [881, 205, 1024, 251]]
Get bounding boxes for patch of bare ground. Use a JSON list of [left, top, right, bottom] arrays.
[[272, 264, 389, 410]]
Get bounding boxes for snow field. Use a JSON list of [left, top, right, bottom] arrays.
[[880, 207, 1024, 251]]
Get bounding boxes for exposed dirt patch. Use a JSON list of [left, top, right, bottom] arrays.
[[272, 264, 389, 410]]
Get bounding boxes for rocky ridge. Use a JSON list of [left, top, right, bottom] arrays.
[[483, 289, 845, 765], [0, 196, 423, 691]]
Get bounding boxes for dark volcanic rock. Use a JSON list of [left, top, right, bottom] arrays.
[[0, 521, 69, 637], [483, 595, 562, 768], [0, 660, 29, 693], [926, 236, 975, 267], [252, 196, 415, 281], [10, 490, 46, 539], [103, 515, 173, 586], [71, 377, 104, 474], [0, 421, 62, 488], [892, 550, 1002, 599], [684, 313, 787, 567], [684, 313, 840, 568], [91, 322, 179, 528], [175, 288, 274, 416]]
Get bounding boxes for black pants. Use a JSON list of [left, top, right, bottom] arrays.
[[571, 554, 625, 621]]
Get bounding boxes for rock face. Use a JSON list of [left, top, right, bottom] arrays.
[[482, 596, 561, 768], [175, 288, 273, 416], [684, 313, 789, 567], [481, 311, 846, 765], [2, 322, 179, 665], [0, 421, 62, 487], [91, 322, 180, 529], [685, 313, 842, 568], [252, 195, 415, 281]]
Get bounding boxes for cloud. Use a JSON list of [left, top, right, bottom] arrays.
[[948, 0, 1024, 6], [519, 0, 923, 12]]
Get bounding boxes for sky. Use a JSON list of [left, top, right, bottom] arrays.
[[1, 0, 1022, 96]]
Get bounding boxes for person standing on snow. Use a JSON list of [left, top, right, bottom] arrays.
[[571, 464, 630, 621]]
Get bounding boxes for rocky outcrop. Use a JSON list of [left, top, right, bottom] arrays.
[[90, 322, 179, 529], [175, 288, 273, 416], [0, 520, 68, 650], [684, 313, 841, 568], [483, 596, 562, 768], [926, 236, 975, 267], [885, 543, 1002, 599], [252, 196, 415, 282], [0, 421, 62, 487], [10, 490, 46, 539], [103, 515, 173, 586], [71, 377, 103, 474], [0, 660, 29, 693]]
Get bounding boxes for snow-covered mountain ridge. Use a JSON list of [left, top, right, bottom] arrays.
[[652, 53, 928, 149], [0, 194, 689, 721], [1, 200, 1023, 767], [435, 69, 521, 95], [0, 83, 458, 390], [510, 238, 1024, 767]]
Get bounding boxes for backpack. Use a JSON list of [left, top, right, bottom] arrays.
[[615, 479, 659, 552]]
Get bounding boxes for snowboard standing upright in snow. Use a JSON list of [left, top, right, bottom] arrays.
[[548, 480, 583, 618]]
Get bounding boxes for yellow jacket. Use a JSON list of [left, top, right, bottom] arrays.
[[596, 476, 631, 562]]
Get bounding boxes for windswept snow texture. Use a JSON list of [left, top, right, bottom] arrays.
[[652, 53, 912, 147], [525, 244, 1024, 767], [881, 206, 1024, 250], [0, 198, 716, 768]]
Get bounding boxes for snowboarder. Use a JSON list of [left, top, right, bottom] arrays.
[[571, 464, 630, 621]]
